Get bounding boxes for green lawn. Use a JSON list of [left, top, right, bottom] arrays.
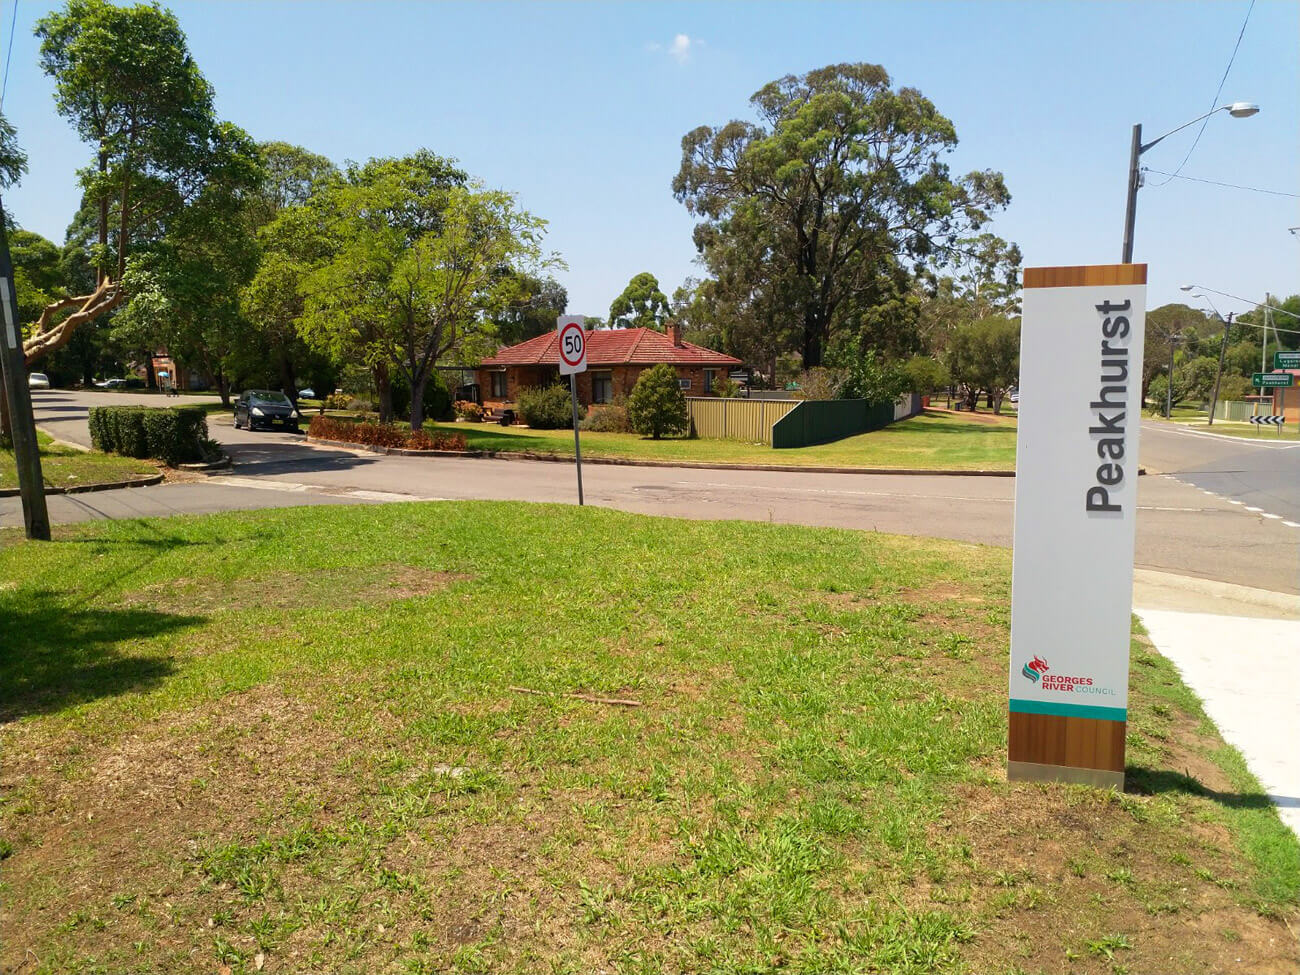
[[0, 431, 157, 491], [413, 409, 1018, 470], [1, 503, 1294, 974]]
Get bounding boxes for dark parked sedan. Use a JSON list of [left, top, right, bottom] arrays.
[[234, 390, 300, 432]]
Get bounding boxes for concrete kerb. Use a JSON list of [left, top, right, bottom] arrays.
[[303, 434, 1019, 476], [0, 472, 164, 498]]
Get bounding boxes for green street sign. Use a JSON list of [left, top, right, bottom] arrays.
[[1253, 373, 1294, 388], [1275, 351, 1300, 370]]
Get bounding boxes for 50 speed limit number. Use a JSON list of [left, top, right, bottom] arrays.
[[557, 316, 587, 375]]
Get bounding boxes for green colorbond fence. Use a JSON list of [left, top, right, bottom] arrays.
[[770, 399, 897, 449]]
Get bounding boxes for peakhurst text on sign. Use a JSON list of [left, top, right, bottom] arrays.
[[1009, 265, 1146, 788]]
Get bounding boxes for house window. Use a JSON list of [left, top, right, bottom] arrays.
[[678, 378, 692, 391], [704, 369, 716, 393], [592, 371, 613, 404], [490, 371, 507, 398]]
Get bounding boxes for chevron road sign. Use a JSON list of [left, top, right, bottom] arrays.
[[1248, 415, 1285, 426]]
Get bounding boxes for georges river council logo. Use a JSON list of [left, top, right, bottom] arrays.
[[1021, 655, 1049, 683], [1019, 656, 1116, 697]]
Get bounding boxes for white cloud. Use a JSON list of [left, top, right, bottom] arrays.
[[647, 33, 703, 63]]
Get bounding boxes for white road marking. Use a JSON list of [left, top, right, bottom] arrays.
[[1262, 513, 1283, 520], [1284, 522, 1300, 529], [1245, 506, 1263, 513], [207, 476, 442, 504]]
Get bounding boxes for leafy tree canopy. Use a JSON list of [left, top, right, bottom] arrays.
[[947, 315, 1020, 413], [0, 111, 27, 189], [608, 271, 670, 330], [627, 363, 689, 439], [674, 63, 1011, 368]]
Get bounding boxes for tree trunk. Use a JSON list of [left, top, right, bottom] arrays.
[[802, 311, 824, 369], [374, 362, 392, 423], [409, 371, 427, 431], [117, 169, 131, 282], [1, 385, 10, 445], [278, 352, 297, 406], [214, 371, 230, 408], [97, 148, 109, 287]]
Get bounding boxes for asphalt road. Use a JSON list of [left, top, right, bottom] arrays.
[[10, 389, 1298, 595]]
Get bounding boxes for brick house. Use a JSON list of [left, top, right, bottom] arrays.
[[475, 323, 742, 409]]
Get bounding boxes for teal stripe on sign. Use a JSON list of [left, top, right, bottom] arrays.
[[1010, 699, 1127, 722]]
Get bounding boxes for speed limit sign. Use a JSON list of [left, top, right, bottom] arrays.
[[557, 316, 587, 375]]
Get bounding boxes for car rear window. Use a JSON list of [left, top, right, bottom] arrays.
[[251, 391, 292, 405]]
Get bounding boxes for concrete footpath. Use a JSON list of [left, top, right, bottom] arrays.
[[1134, 570, 1300, 837]]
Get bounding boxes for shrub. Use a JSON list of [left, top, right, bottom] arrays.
[[581, 404, 631, 433], [88, 405, 208, 464], [796, 367, 842, 401], [516, 385, 582, 429], [454, 400, 486, 422], [307, 416, 467, 452], [711, 373, 741, 398], [627, 364, 689, 439], [324, 392, 352, 410], [391, 371, 453, 423]]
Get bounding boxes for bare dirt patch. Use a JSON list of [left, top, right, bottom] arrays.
[[122, 563, 470, 613], [932, 782, 1298, 974]]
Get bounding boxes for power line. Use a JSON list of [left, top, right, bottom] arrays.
[[1143, 168, 1300, 199], [1148, 0, 1255, 188], [1, 0, 17, 113]]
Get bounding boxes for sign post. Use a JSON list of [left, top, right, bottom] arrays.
[[557, 315, 587, 505], [1008, 264, 1147, 789]]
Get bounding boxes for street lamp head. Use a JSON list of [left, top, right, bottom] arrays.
[[1226, 101, 1259, 118], [1179, 284, 1196, 292]]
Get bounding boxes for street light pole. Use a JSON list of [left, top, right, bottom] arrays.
[[1119, 103, 1258, 264], [1208, 312, 1232, 427], [1121, 124, 1143, 264]]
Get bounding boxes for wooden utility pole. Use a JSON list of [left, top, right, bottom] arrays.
[[0, 198, 51, 540]]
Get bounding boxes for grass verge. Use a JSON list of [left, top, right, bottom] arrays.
[[1180, 421, 1300, 442], [357, 410, 1018, 470], [0, 430, 157, 491], [0, 502, 1295, 973]]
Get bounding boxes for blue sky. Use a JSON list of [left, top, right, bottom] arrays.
[[3, 0, 1297, 321]]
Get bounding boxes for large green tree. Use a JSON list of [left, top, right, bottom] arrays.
[[1143, 304, 1207, 404], [608, 271, 670, 330], [112, 123, 263, 404], [296, 152, 553, 429], [25, 0, 222, 366], [239, 142, 339, 400], [947, 316, 1020, 413], [673, 63, 1011, 368]]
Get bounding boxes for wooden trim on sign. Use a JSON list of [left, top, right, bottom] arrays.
[[1023, 265, 1148, 289], [1008, 710, 1126, 775]]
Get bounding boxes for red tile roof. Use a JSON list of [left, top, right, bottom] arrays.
[[480, 328, 742, 367]]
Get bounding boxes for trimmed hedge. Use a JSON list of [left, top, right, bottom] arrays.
[[88, 405, 209, 465]]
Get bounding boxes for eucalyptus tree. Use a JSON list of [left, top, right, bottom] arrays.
[[608, 271, 670, 330], [674, 63, 1011, 368], [25, 0, 222, 365]]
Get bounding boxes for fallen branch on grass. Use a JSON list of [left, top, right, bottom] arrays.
[[508, 685, 642, 707]]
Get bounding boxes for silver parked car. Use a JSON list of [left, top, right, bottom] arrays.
[[28, 372, 51, 389]]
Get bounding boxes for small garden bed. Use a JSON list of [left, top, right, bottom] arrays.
[[308, 415, 468, 452]]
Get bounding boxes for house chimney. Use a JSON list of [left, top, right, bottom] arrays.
[[667, 320, 683, 347]]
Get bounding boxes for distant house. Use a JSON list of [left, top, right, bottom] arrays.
[[1270, 369, 1299, 423], [475, 322, 742, 408]]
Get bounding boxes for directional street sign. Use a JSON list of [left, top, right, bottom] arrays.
[[1253, 372, 1294, 388], [1275, 351, 1300, 370]]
